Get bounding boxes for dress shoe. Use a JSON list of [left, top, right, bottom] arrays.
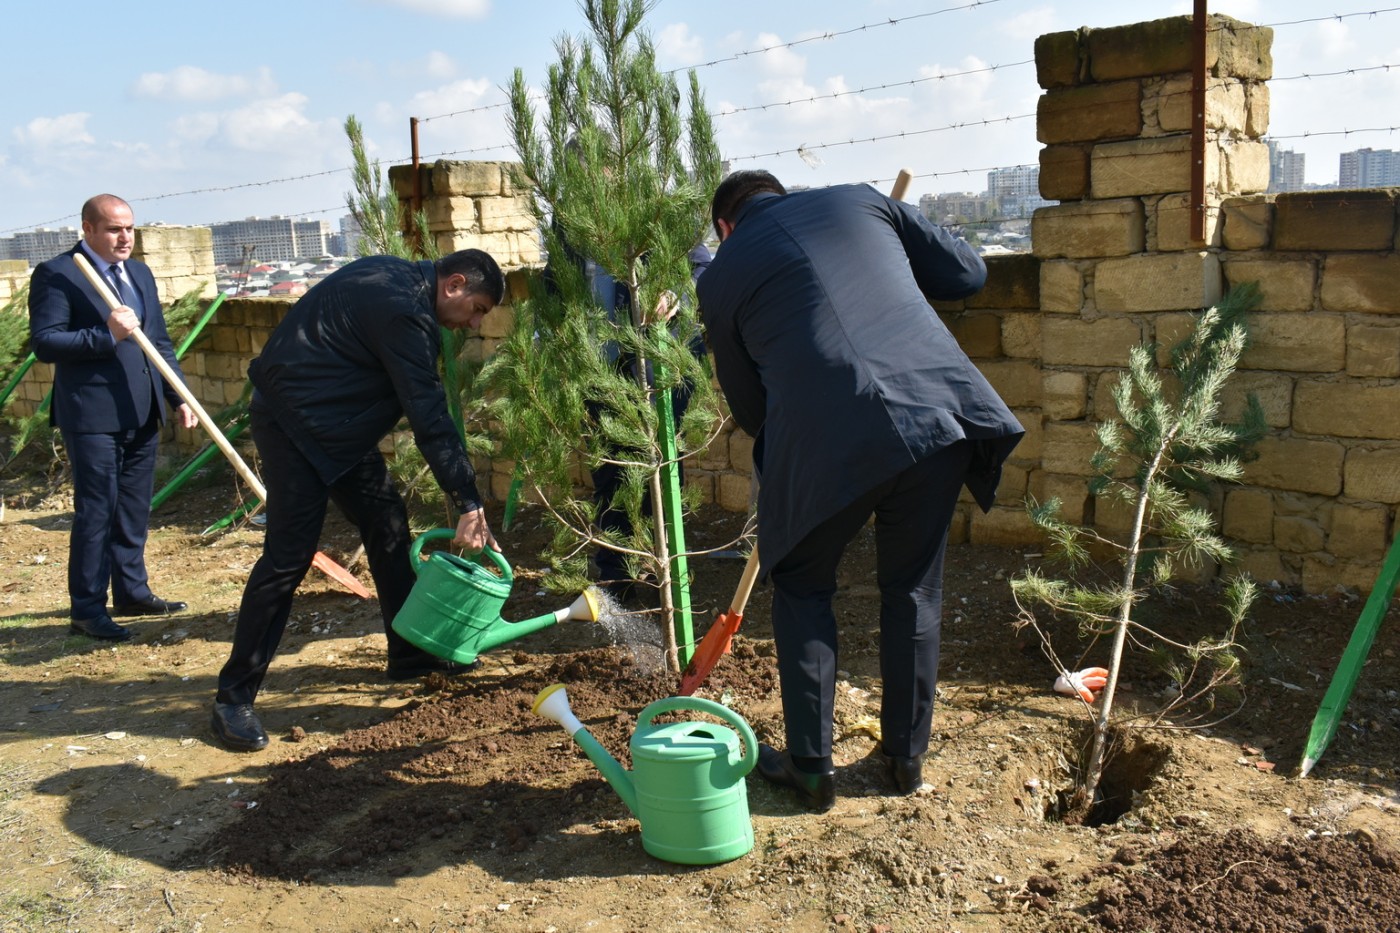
[[887, 753, 925, 795], [69, 614, 132, 642], [756, 743, 836, 812], [386, 655, 482, 681], [211, 702, 269, 751], [112, 596, 188, 617]]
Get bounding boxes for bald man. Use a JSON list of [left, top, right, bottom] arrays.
[[28, 194, 197, 642]]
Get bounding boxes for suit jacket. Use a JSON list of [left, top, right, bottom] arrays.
[[698, 184, 1025, 575], [28, 244, 185, 433], [247, 256, 482, 513]]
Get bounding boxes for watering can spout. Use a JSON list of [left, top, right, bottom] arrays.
[[478, 587, 601, 655], [533, 684, 639, 816]]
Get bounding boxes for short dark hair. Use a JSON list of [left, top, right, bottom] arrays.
[[711, 170, 786, 238], [436, 249, 505, 305]]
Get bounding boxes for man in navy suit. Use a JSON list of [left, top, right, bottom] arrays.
[[698, 171, 1024, 810], [28, 194, 197, 642]]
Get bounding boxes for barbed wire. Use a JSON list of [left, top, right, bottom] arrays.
[[662, 0, 1005, 74], [1272, 62, 1396, 81], [727, 114, 1034, 164], [713, 60, 1034, 117], [1256, 6, 1400, 29], [5, 4, 1398, 236]]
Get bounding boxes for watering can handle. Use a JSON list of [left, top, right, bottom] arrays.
[[637, 696, 759, 777], [408, 528, 513, 582]]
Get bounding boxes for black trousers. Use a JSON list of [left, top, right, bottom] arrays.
[[215, 409, 429, 706], [590, 378, 694, 581], [769, 440, 973, 762], [62, 414, 161, 620]]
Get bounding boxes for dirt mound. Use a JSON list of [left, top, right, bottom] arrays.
[[1086, 828, 1400, 932]]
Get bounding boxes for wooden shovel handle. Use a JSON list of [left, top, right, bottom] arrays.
[[72, 253, 269, 501]]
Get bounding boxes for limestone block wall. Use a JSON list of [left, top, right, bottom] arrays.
[[133, 225, 219, 304], [1023, 11, 1398, 593], [1215, 190, 1400, 591], [1, 259, 29, 303], [387, 160, 541, 267]]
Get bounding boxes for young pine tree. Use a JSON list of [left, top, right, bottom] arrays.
[[485, 0, 725, 670], [1011, 284, 1266, 820]]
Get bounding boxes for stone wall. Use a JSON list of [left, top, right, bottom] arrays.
[[1012, 12, 1393, 594]]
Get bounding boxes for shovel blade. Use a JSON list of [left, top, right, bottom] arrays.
[[678, 609, 743, 696], [311, 551, 372, 599]]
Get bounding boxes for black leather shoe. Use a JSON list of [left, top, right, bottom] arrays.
[[386, 655, 482, 681], [757, 744, 836, 812], [887, 753, 925, 795], [69, 614, 132, 642], [112, 596, 187, 617], [211, 702, 269, 751]]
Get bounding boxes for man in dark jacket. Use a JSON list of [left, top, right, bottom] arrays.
[[698, 171, 1024, 810], [211, 249, 505, 752], [550, 240, 711, 595], [28, 194, 199, 642]]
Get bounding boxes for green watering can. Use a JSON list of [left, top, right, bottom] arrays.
[[533, 684, 758, 865], [391, 528, 599, 664]]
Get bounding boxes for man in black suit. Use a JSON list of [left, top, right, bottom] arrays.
[[698, 171, 1024, 810], [28, 194, 197, 642], [211, 249, 504, 752]]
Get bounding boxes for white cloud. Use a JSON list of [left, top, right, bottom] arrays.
[[14, 113, 95, 149], [132, 65, 277, 102], [657, 23, 704, 67], [404, 77, 494, 120], [369, 0, 489, 18], [424, 51, 457, 80], [170, 94, 341, 155]]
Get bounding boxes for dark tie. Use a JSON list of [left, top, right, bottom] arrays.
[[109, 263, 133, 307], [107, 261, 140, 319]]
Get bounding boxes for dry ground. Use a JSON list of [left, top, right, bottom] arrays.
[[3, 450, 1400, 932]]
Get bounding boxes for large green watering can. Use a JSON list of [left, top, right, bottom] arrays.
[[391, 528, 599, 664], [533, 684, 758, 865]]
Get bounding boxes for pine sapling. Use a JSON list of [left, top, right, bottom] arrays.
[[486, 0, 727, 670], [1012, 284, 1265, 819]]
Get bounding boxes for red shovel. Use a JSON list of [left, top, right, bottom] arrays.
[[679, 544, 759, 696], [73, 253, 371, 599]]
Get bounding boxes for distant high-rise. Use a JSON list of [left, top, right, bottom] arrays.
[[209, 216, 330, 265], [1339, 148, 1400, 188], [339, 214, 367, 258], [0, 226, 81, 266], [1267, 140, 1306, 192], [987, 165, 1049, 217]]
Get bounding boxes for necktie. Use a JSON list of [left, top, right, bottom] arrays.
[[109, 264, 139, 319]]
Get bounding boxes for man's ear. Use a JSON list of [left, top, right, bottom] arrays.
[[716, 218, 734, 243]]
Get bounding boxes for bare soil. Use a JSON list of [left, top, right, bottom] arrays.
[[3, 448, 1400, 932]]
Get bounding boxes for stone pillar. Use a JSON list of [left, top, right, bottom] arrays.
[[386, 160, 541, 269], [1031, 13, 1273, 571], [133, 225, 219, 304]]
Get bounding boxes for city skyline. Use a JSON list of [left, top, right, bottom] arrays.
[[2, 1, 1397, 235]]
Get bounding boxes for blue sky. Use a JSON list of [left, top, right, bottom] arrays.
[[2, 0, 1396, 234]]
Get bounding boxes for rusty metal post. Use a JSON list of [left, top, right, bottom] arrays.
[[407, 116, 424, 253], [1190, 0, 1208, 244]]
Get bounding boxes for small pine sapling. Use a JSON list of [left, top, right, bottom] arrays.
[[1012, 284, 1266, 820]]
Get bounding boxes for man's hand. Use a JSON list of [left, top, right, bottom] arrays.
[[106, 306, 139, 341], [176, 403, 198, 430], [454, 507, 499, 553]]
